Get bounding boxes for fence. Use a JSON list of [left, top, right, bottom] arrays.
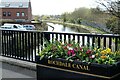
[[1, 30, 42, 62], [0, 29, 120, 63]]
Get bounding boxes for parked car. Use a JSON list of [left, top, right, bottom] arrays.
[[2, 23, 26, 30], [23, 25, 35, 30], [0, 23, 26, 35], [0, 25, 12, 29]]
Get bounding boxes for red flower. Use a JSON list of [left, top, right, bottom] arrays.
[[80, 47, 82, 51], [86, 49, 92, 54], [74, 47, 78, 51], [67, 44, 73, 47], [67, 50, 75, 56], [63, 46, 68, 50]]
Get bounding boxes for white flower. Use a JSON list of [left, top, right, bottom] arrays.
[[68, 47, 73, 50], [90, 55, 95, 59], [92, 55, 95, 58]]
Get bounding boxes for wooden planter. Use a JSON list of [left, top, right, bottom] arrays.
[[36, 56, 120, 80]]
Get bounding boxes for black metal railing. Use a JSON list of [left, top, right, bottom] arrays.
[[43, 32, 120, 51], [0, 29, 120, 63], [1, 30, 43, 62]]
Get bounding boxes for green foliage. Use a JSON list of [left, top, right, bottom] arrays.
[[34, 15, 40, 22], [41, 15, 50, 20], [76, 18, 82, 24], [60, 7, 109, 25], [61, 13, 67, 22], [68, 19, 75, 24], [38, 40, 120, 65], [105, 16, 118, 33], [90, 6, 103, 14]]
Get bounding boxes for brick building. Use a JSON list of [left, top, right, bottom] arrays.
[[0, 0, 32, 22]]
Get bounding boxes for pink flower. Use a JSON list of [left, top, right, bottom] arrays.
[[67, 50, 71, 55], [71, 50, 75, 55], [72, 53, 76, 56]]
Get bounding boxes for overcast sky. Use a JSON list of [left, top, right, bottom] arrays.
[[31, 0, 98, 15], [0, 0, 98, 15]]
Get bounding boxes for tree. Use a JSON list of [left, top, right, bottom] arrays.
[[76, 18, 82, 24], [41, 15, 50, 20], [61, 13, 67, 23], [90, 6, 104, 15], [105, 16, 118, 33], [96, 0, 120, 18], [96, 0, 120, 33], [34, 15, 40, 22]]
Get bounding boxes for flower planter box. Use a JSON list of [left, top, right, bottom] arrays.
[[36, 56, 120, 79]]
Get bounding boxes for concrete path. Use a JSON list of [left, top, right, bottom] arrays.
[[0, 56, 36, 70], [0, 56, 36, 80]]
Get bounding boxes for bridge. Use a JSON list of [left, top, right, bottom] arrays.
[[0, 29, 120, 79]]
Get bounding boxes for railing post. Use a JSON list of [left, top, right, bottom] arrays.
[[0, 29, 2, 56], [43, 32, 50, 48], [44, 32, 50, 42]]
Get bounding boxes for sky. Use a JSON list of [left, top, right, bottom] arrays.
[[31, 0, 98, 15]]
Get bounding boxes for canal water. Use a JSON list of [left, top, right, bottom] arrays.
[[47, 23, 89, 33], [47, 22, 92, 46]]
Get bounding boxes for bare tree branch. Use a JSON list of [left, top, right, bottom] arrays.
[[96, 0, 120, 18]]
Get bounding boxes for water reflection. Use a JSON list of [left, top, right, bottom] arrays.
[[62, 25, 65, 32]]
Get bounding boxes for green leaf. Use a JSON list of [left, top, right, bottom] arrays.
[[85, 57, 89, 62], [66, 56, 72, 60], [40, 55, 44, 60], [69, 59, 74, 62]]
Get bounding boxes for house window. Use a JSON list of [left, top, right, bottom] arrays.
[[22, 12, 25, 16], [3, 12, 6, 16], [8, 12, 11, 16], [16, 12, 20, 17]]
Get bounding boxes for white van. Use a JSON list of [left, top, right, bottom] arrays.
[[1, 23, 26, 30]]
